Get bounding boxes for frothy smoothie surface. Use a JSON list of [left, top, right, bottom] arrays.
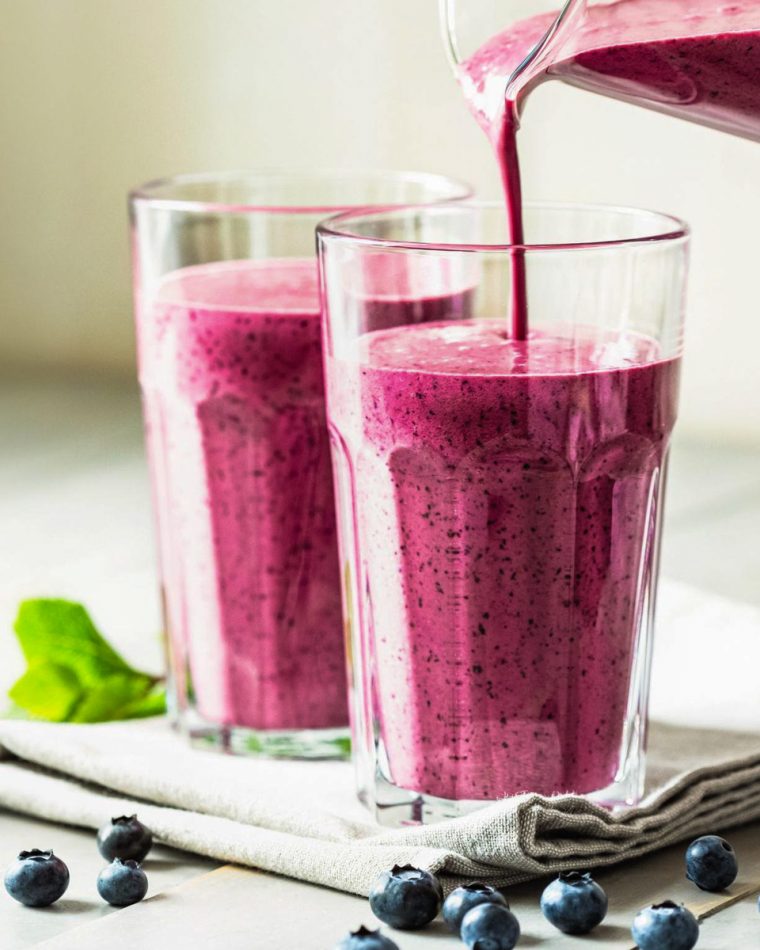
[[138, 259, 347, 732], [329, 321, 680, 799]]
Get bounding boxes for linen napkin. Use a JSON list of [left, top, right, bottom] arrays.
[[0, 717, 759, 897]]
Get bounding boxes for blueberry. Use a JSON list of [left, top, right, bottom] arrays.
[[631, 901, 699, 950], [461, 903, 520, 950], [4, 850, 70, 908], [334, 924, 400, 949], [540, 870, 608, 935], [97, 858, 148, 907], [685, 835, 738, 892], [97, 815, 153, 863], [368, 864, 441, 930], [443, 882, 508, 934]]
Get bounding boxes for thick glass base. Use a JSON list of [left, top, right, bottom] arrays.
[[367, 743, 646, 827], [180, 707, 351, 760]]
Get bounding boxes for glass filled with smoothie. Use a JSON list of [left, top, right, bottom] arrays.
[[129, 171, 470, 758], [319, 201, 688, 821]]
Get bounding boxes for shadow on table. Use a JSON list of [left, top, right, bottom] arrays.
[[142, 858, 190, 871], [421, 921, 546, 944], [39, 899, 99, 915], [586, 924, 631, 942]]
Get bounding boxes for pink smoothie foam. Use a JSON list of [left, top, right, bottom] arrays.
[[329, 321, 680, 800], [138, 259, 346, 731]]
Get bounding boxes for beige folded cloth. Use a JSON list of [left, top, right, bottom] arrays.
[[0, 718, 759, 896]]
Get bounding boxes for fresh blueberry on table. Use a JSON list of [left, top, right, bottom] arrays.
[[97, 815, 153, 863], [334, 925, 400, 949], [685, 835, 738, 892], [460, 902, 521, 950], [96, 858, 148, 907], [540, 870, 608, 934], [442, 881, 508, 933], [631, 900, 699, 950], [4, 849, 70, 908], [368, 864, 442, 930]]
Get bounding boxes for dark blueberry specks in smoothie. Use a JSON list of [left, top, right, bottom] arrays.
[[329, 321, 680, 800], [139, 259, 347, 731]]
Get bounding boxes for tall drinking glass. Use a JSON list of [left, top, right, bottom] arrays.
[[319, 202, 688, 819], [130, 171, 470, 758]]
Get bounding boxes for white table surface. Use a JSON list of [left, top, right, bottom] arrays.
[[0, 373, 759, 948]]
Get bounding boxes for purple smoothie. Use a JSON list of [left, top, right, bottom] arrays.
[[138, 259, 347, 731], [328, 321, 680, 800]]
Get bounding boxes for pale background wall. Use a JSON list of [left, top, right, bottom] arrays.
[[1, 0, 758, 442]]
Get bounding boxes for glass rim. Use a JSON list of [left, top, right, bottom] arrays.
[[128, 169, 472, 214], [316, 200, 690, 253]]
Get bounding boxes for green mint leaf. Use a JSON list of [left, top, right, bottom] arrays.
[[8, 663, 84, 721], [8, 599, 165, 723], [14, 599, 132, 687], [67, 672, 155, 723], [117, 683, 167, 719]]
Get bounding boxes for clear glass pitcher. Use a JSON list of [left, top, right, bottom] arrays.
[[440, 0, 760, 142]]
